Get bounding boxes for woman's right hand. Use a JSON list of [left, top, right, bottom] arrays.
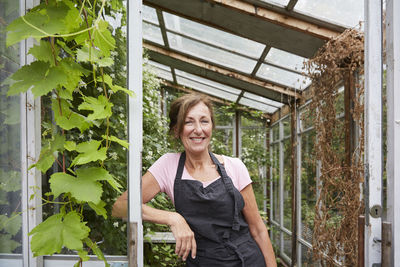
[[169, 212, 197, 261]]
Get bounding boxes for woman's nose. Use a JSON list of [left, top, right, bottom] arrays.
[[193, 122, 202, 133]]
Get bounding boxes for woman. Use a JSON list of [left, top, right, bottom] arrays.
[[112, 93, 277, 266]]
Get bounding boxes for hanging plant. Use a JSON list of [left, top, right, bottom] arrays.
[[304, 28, 364, 266]]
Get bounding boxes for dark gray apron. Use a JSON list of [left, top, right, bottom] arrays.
[[174, 152, 266, 267]]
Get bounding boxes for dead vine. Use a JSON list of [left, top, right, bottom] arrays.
[[303, 28, 365, 266]]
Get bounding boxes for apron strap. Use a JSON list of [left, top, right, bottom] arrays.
[[175, 152, 186, 182], [209, 152, 241, 231]]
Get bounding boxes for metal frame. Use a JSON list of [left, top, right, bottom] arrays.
[[19, 0, 43, 266], [386, 0, 400, 265], [364, 0, 383, 265], [128, 0, 144, 266]]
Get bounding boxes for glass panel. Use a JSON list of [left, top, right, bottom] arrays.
[[143, 21, 164, 45], [300, 130, 316, 243], [163, 12, 265, 58], [300, 106, 315, 131], [241, 122, 267, 208], [295, 0, 364, 28], [175, 70, 240, 102], [283, 117, 291, 137], [257, 63, 311, 90], [0, 0, 22, 264], [271, 144, 280, 223], [142, 5, 159, 25], [212, 128, 234, 157], [283, 232, 292, 258], [147, 60, 173, 81], [270, 225, 281, 254], [283, 138, 292, 230], [239, 97, 278, 113], [168, 32, 257, 74], [300, 244, 315, 266], [260, 0, 290, 6], [243, 92, 284, 109], [272, 124, 280, 142], [266, 48, 306, 72]]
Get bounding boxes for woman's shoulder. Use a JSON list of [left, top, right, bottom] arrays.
[[218, 154, 245, 167]]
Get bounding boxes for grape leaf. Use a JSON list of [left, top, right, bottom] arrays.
[[52, 98, 90, 131], [103, 135, 129, 149], [78, 95, 113, 121], [29, 40, 59, 66], [76, 46, 114, 67], [99, 74, 133, 97], [0, 234, 20, 253], [92, 20, 115, 57], [0, 213, 22, 236], [50, 167, 114, 204], [6, 61, 69, 98], [29, 212, 90, 256], [71, 140, 107, 166], [88, 200, 107, 219], [6, 1, 77, 47]]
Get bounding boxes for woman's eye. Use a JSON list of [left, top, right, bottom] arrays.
[[201, 120, 209, 124], [185, 121, 193, 125]]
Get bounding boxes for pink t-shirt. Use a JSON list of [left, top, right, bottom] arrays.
[[148, 153, 252, 204]]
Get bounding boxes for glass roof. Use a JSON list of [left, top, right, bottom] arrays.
[[295, 0, 364, 28], [163, 12, 265, 58], [142, 1, 361, 115]]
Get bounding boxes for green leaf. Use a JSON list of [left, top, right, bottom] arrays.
[[0, 169, 21, 192], [0, 234, 20, 253], [103, 135, 129, 149], [71, 140, 107, 166], [30, 135, 65, 173], [29, 147, 54, 173], [78, 95, 113, 121], [99, 74, 134, 97], [84, 237, 110, 267], [6, 0, 80, 47], [88, 200, 107, 219], [29, 212, 90, 256], [92, 20, 115, 57], [1, 103, 20, 125], [0, 213, 22, 236], [64, 141, 76, 151], [52, 99, 90, 131], [76, 46, 114, 67], [29, 40, 58, 66], [50, 167, 114, 204], [7, 61, 69, 98]]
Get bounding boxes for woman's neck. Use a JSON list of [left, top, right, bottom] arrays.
[[185, 150, 213, 170]]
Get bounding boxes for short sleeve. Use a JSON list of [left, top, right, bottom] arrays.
[[147, 153, 179, 200], [223, 156, 252, 191]]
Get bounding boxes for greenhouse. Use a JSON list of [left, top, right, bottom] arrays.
[[0, 0, 399, 266]]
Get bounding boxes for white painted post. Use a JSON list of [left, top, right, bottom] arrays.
[[364, 0, 382, 265], [20, 0, 43, 266], [386, 0, 400, 265], [128, 0, 143, 266]]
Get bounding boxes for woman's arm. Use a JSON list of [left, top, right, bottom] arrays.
[[112, 171, 197, 261], [241, 184, 277, 267]]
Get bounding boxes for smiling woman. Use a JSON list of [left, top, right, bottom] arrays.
[[113, 93, 277, 267]]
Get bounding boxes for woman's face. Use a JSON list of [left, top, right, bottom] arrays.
[[180, 102, 213, 155]]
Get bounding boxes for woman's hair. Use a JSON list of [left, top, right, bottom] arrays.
[[169, 93, 215, 138]]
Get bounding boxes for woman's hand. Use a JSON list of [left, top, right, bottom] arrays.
[[169, 212, 197, 261]]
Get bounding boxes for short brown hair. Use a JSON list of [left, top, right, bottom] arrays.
[[169, 93, 215, 137]]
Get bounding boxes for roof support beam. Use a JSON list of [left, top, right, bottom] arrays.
[[162, 80, 272, 118], [286, 0, 298, 11], [144, 0, 343, 57], [144, 41, 299, 104]]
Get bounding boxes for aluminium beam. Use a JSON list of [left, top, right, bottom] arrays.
[[144, 42, 298, 104], [386, 0, 400, 265], [144, 0, 342, 58], [364, 0, 382, 266]]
